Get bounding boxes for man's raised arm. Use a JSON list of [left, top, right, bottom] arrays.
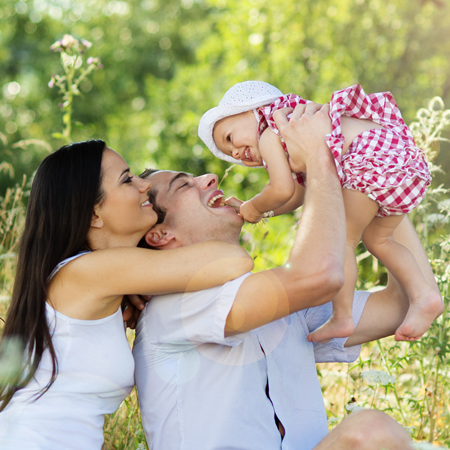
[[226, 103, 347, 335]]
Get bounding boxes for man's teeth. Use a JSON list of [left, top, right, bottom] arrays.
[[207, 194, 225, 207]]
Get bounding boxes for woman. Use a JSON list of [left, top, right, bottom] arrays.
[[0, 140, 253, 449]]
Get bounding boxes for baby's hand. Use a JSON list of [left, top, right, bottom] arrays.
[[239, 201, 264, 223]]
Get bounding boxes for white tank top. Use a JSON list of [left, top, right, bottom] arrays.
[[0, 253, 135, 450]]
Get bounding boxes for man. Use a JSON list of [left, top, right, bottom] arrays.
[[133, 103, 439, 449]]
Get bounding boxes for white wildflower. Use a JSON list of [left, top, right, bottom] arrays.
[[427, 214, 447, 225], [61, 54, 76, 68], [361, 369, 395, 386], [50, 34, 79, 52], [345, 403, 365, 413], [80, 39, 92, 51], [327, 416, 341, 425], [429, 96, 444, 112], [136, 444, 146, 450], [412, 442, 449, 450], [404, 425, 416, 435], [61, 34, 79, 49]]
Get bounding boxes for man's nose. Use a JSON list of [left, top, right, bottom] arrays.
[[197, 173, 218, 190]]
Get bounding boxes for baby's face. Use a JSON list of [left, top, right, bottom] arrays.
[[213, 111, 263, 167]]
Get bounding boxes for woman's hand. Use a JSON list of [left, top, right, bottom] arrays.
[[239, 200, 264, 224], [122, 294, 152, 329], [273, 102, 332, 173]]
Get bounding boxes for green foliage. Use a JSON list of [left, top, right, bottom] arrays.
[[0, 175, 26, 303], [1, 0, 450, 196]]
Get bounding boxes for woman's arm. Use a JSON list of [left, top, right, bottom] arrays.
[[240, 129, 297, 223], [49, 241, 253, 319], [75, 241, 253, 296]]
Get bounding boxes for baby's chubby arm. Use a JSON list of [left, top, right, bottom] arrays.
[[240, 128, 301, 223], [272, 183, 305, 216]]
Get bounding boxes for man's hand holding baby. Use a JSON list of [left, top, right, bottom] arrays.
[[273, 102, 332, 173]]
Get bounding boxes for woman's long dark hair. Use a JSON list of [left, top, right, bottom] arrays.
[[0, 139, 106, 411]]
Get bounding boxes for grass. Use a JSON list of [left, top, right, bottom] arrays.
[[103, 384, 148, 450]]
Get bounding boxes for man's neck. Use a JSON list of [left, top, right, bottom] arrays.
[[179, 229, 242, 248]]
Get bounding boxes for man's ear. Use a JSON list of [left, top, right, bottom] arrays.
[[91, 210, 104, 229], [145, 224, 179, 249]]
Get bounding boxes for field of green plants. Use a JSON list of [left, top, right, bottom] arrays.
[[1, 1, 450, 449]]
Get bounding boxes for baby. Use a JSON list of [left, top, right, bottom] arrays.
[[198, 80, 443, 343]]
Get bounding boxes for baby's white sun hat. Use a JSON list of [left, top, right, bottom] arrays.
[[198, 80, 283, 165]]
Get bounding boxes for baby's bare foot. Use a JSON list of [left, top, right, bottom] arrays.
[[307, 315, 355, 343], [394, 290, 444, 342]]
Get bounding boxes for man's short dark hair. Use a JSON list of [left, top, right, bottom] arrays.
[[139, 168, 160, 179], [138, 168, 167, 249]]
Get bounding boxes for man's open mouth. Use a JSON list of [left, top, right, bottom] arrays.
[[207, 193, 225, 208]]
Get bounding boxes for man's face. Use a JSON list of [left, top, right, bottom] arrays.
[[145, 170, 244, 247]]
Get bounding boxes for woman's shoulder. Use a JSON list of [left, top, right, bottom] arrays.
[[49, 251, 91, 281]]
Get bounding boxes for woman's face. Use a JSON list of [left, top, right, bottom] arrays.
[[92, 148, 157, 247]]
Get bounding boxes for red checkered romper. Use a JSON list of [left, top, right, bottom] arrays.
[[258, 84, 431, 217]]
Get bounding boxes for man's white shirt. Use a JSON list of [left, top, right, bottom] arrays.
[[133, 273, 370, 450]]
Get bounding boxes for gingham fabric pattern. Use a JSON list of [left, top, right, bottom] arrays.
[[258, 84, 431, 217], [258, 94, 309, 185]]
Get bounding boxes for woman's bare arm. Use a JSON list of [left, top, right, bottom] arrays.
[[49, 241, 253, 319]]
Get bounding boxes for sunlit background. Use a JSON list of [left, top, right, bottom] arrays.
[[1, 0, 450, 201]]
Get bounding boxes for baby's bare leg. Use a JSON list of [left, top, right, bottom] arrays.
[[363, 215, 443, 341], [308, 189, 379, 343]]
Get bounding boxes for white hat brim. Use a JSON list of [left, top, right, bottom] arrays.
[[198, 81, 283, 166]]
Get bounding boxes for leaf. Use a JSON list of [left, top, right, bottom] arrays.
[[0, 132, 8, 146], [12, 139, 53, 152]]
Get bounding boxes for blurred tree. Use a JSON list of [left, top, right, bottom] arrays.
[[0, 0, 449, 199], [135, 0, 450, 199]]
